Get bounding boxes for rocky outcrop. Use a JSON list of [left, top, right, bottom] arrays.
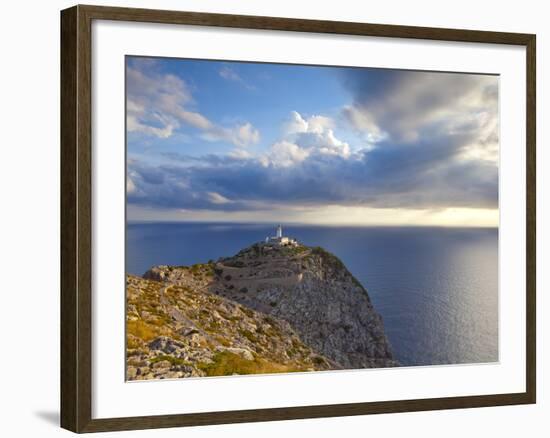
[[142, 243, 397, 372], [126, 274, 336, 380]]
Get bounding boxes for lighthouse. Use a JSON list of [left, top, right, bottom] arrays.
[[264, 225, 298, 247]]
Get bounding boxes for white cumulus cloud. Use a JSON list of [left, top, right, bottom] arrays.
[[126, 58, 260, 147], [266, 140, 310, 167], [271, 111, 350, 165]]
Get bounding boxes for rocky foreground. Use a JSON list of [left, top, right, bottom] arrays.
[[127, 242, 397, 380]]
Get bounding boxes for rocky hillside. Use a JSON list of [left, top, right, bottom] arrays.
[[126, 275, 336, 380], [142, 242, 397, 372]]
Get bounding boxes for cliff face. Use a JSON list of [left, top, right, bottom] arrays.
[[126, 274, 335, 381], [142, 243, 397, 372]]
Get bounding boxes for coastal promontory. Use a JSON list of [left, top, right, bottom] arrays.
[[127, 237, 396, 380]]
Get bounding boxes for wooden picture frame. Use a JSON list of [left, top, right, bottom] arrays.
[[60, 4, 536, 433]]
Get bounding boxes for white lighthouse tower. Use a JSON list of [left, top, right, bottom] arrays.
[[265, 224, 298, 247]]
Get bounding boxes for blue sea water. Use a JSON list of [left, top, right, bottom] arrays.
[[126, 223, 498, 367]]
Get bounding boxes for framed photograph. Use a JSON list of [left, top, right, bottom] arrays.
[[60, 4, 536, 433]]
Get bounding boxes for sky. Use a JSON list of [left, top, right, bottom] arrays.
[[126, 56, 499, 227]]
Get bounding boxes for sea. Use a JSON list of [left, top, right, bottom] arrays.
[[126, 223, 498, 367]]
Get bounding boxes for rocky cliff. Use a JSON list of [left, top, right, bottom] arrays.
[[137, 242, 397, 378], [126, 274, 336, 380]]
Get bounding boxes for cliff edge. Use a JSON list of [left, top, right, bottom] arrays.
[[142, 242, 397, 373], [126, 274, 336, 380]]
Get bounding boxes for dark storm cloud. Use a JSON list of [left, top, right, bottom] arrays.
[[127, 68, 499, 213], [340, 68, 499, 144], [127, 133, 497, 211]]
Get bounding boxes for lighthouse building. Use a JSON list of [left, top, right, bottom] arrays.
[[265, 225, 298, 247]]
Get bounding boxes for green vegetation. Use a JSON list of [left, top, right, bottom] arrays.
[[188, 263, 214, 276], [240, 329, 258, 343], [240, 307, 254, 318], [309, 246, 365, 290], [127, 319, 170, 341], [127, 348, 147, 357], [310, 246, 345, 270], [214, 335, 232, 347], [251, 244, 262, 256], [149, 355, 191, 367], [126, 335, 144, 349], [198, 351, 306, 376], [224, 259, 245, 268], [222, 314, 242, 322], [127, 357, 147, 367], [312, 355, 327, 366], [281, 245, 308, 256], [125, 264, 342, 381]]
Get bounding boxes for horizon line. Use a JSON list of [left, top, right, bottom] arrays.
[[126, 220, 498, 229]]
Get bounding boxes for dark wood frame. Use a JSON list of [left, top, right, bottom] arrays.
[[61, 4, 536, 433]]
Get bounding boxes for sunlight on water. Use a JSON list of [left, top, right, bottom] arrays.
[[127, 223, 498, 367]]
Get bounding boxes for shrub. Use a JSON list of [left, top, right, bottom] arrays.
[[240, 307, 254, 318], [127, 319, 163, 341], [312, 355, 326, 365], [240, 329, 257, 343], [149, 355, 190, 367], [198, 351, 306, 376], [126, 335, 143, 349]]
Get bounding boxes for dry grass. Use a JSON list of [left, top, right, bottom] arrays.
[[126, 335, 144, 349], [198, 351, 307, 376], [149, 355, 191, 367], [127, 319, 170, 341]]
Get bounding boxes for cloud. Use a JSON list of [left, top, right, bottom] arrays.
[[265, 140, 310, 167], [234, 122, 261, 147], [219, 66, 256, 90], [126, 58, 260, 147], [219, 66, 242, 82], [341, 69, 499, 162], [126, 174, 136, 194], [277, 111, 350, 162], [127, 139, 495, 213], [228, 148, 254, 160], [127, 69, 498, 217], [206, 191, 232, 205], [283, 111, 333, 136]]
